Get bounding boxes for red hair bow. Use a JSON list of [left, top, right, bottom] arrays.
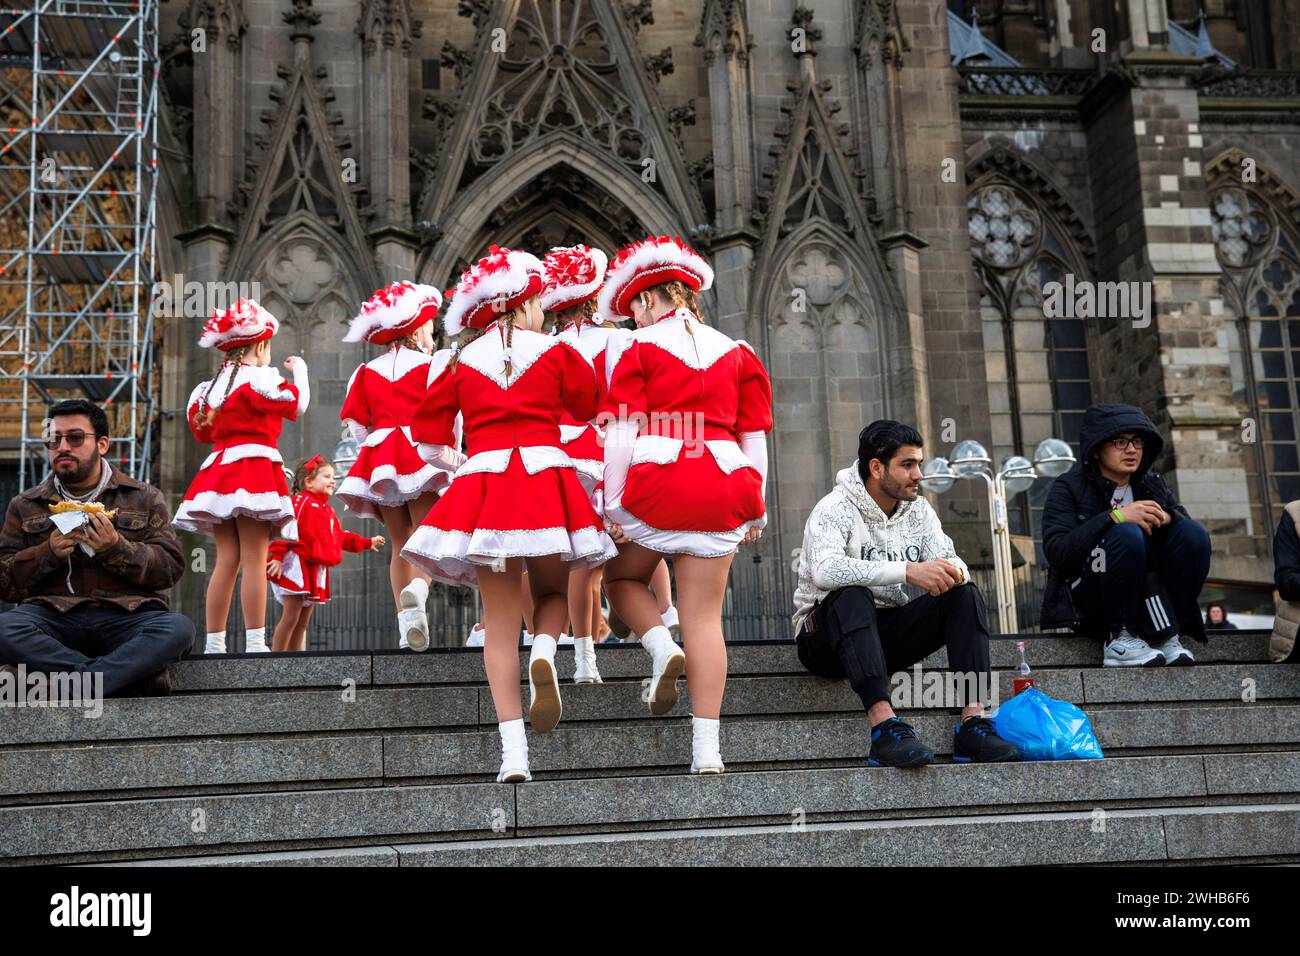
[[304, 454, 325, 472]]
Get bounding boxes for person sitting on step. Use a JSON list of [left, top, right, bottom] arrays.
[[0, 399, 193, 696], [791, 420, 1021, 769], [1039, 403, 1211, 667]]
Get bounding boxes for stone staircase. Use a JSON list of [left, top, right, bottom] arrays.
[[3, 631, 1298, 866]]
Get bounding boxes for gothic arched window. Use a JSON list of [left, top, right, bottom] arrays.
[[1215, 184, 1300, 540], [968, 182, 1094, 536]]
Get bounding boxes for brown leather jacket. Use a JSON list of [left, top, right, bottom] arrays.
[[0, 467, 186, 613]]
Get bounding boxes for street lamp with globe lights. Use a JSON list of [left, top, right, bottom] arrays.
[[921, 437, 1076, 633]]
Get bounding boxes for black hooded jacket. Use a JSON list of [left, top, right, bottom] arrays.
[[1038, 404, 1189, 633]]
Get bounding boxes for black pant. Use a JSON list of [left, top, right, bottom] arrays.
[[0, 602, 194, 696], [796, 583, 992, 710]]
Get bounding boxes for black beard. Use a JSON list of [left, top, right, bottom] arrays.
[[55, 453, 98, 487]]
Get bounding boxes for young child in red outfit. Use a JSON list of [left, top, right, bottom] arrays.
[[175, 299, 309, 654], [267, 456, 385, 652]]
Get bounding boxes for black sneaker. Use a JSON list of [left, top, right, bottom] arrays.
[[868, 717, 934, 768], [953, 716, 1021, 763]]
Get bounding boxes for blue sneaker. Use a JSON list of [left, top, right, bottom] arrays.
[[953, 716, 1021, 763], [868, 717, 934, 768]]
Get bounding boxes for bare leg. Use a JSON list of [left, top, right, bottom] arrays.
[[520, 570, 535, 635], [206, 520, 241, 632], [603, 542, 667, 637], [292, 604, 315, 652], [592, 573, 609, 641], [525, 554, 570, 639], [650, 559, 673, 614], [271, 595, 304, 651], [235, 516, 270, 628], [567, 566, 596, 638], [673, 553, 733, 720], [478, 560, 525, 721], [379, 505, 416, 609]]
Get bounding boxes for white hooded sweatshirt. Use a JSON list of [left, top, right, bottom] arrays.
[[791, 461, 970, 633]]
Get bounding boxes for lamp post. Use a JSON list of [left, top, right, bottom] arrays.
[[921, 438, 1076, 633], [332, 423, 360, 480]]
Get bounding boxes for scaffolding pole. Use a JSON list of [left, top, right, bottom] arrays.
[[0, 0, 160, 490]]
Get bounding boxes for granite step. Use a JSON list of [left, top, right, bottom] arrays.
[[6, 663, 1298, 746], [166, 632, 1275, 692], [5, 751, 1295, 864], [9, 703, 1297, 802]]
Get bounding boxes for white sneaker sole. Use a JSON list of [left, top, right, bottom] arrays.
[[528, 657, 562, 733], [496, 766, 532, 783], [1103, 652, 1165, 667], [690, 763, 724, 775], [647, 650, 686, 716], [398, 585, 429, 652]]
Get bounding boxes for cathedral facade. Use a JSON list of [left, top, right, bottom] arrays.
[[155, 0, 1300, 640]]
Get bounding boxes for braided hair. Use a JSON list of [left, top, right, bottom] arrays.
[[193, 344, 252, 430]]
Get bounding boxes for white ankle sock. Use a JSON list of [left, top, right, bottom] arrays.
[[640, 624, 673, 657], [245, 627, 268, 652], [661, 606, 679, 629], [204, 631, 226, 653], [530, 633, 557, 661], [574, 636, 595, 655], [499, 717, 528, 752]]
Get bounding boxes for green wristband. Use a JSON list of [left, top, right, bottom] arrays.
[[1111, 508, 1124, 523]]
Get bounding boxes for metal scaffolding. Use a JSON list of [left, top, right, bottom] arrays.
[[0, 0, 160, 490]]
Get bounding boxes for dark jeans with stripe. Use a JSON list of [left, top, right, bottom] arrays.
[[1073, 519, 1211, 641], [796, 583, 992, 711]]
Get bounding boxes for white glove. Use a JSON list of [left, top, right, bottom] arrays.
[[290, 360, 310, 414], [739, 431, 768, 499], [602, 421, 637, 512]]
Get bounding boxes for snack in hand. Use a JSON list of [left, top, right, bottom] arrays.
[[48, 501, 117, 518]]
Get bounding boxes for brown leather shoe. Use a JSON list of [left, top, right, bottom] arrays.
[[115, 669, 173, 698]]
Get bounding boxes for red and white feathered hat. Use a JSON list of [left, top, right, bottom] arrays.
[[442, 244, 544, 337], [540, 244, 608, 315], [344, 281, 443, 345], [597, 235, 713, 319], [199, 298, 279, 352]]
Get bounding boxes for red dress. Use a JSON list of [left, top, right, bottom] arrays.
[[174, 363, 302, 537], [337, 346, 460, 520], [400, 326, 618, 587], [601, 307, 773, 556], [267, 491, 372, 604], [555, 320, 614, 495]]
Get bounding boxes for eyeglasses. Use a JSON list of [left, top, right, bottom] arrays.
[[1108, 436, 1145, 450], [44, 431, 89, 450]]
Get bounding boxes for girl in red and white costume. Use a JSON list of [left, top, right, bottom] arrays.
[[338, 281, 463, 651], [598, 236, 773, 773], [402, 245, 617, 782], [267, 455, 386, 651], [175, 299, 310, 654], [541, 244, 613, 684]]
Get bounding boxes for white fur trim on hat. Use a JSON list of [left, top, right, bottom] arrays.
[[540, 245, 608, 313], [442, 246, 544, 337], [198, 298, 280, 350], [344, 282, 443, 344], [597, 236, 714, 319]]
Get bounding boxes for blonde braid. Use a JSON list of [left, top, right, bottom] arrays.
[[194, 344, 251, 429]]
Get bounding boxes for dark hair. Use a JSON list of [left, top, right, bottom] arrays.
[[857, 419, 924, 485], [1204, 602, 1229, 624], [49, 399, 109, 441], [291, 456, 333, 494]]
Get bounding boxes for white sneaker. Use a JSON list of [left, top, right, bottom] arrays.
[[690, 716, 724, 774], [521, 630, 534, 647], [573, 636, 603, 684], [527, 634, 562, 733], [641, 626, 685, 716], [204, 631, 227, 654], [398, 580, 430, 652], [558, 633, 574, 645], [465, 623, 485, 648], [1103, 630, 1165, 667], [1155, 634, 1195, 666], [496, 718, 531, 783], [661, 606, 679, 630]]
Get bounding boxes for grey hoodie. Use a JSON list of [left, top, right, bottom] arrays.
[[791, 461, 971, 632]]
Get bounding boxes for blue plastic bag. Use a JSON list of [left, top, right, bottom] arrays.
[[992, 686, 1104, 761]]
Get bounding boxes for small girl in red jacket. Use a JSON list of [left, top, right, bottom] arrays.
[[267, 455, 386, 652]]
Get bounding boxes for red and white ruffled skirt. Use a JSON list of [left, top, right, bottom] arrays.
[[173, 444, 297, 538], [400, 446, 617, 588], [268, 549, 331, 605], [336, 426, 454, 521]]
